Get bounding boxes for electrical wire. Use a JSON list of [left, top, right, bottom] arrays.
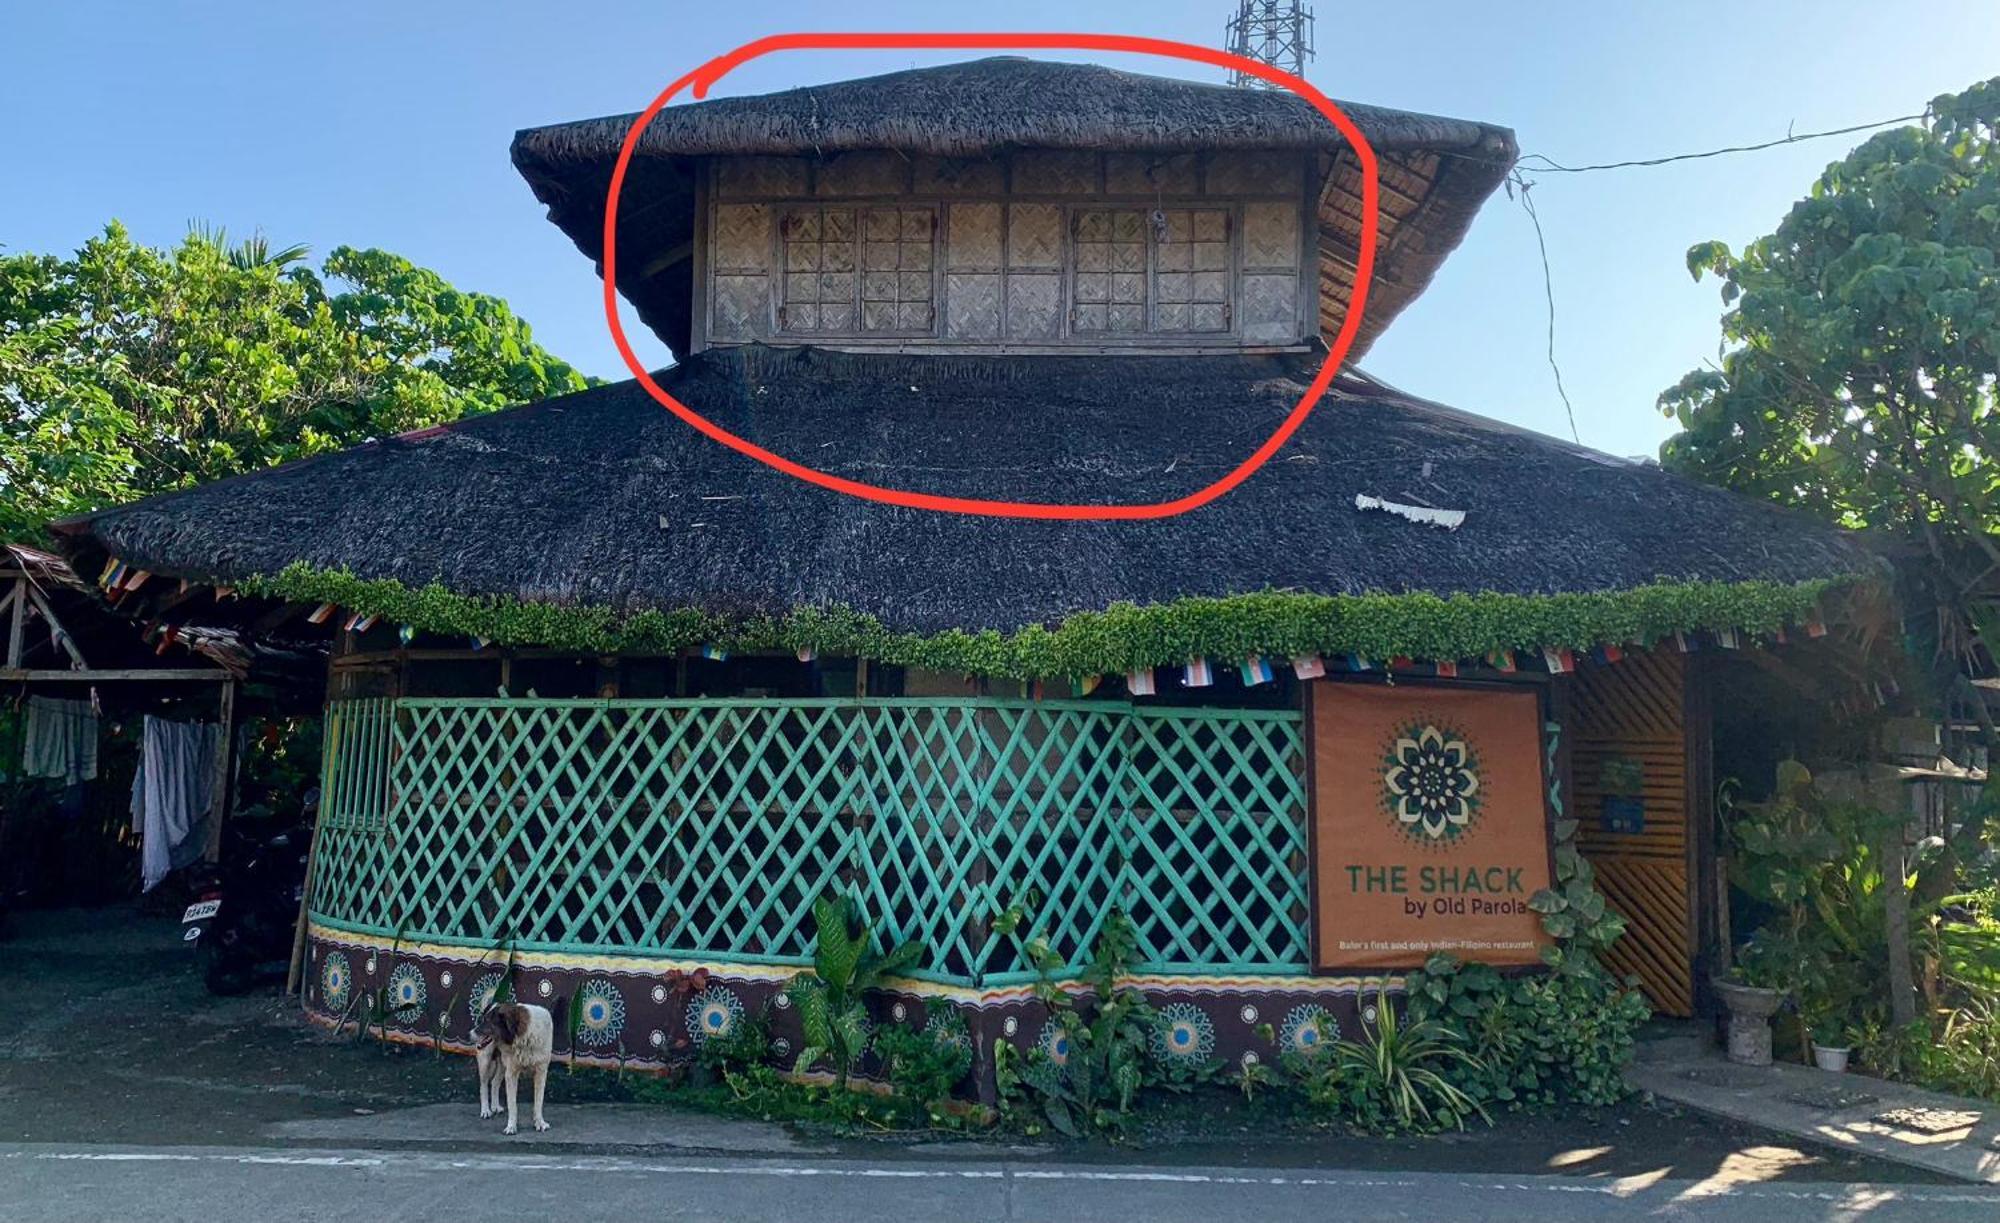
[[1515, 111, 1930, 175], [1507, 173, 1581, 445]]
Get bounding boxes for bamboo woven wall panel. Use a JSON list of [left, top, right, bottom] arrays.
[[307, 697, 1308, 986], [1569, 652, 1694, 1016]]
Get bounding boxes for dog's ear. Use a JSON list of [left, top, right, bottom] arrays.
[[491, 1004, 519, 1045]]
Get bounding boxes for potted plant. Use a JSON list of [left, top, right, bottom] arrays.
[[1810, 1024, 1853, 1072], [1712, 966, 1784, 1067]]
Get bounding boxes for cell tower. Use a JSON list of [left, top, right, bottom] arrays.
[[1225, 0, 1315, 88]]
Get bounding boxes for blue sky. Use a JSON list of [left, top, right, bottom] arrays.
[[4, 2, 1996, 458]]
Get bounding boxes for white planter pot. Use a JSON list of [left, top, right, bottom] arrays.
[[1812, 1043, 1851, 1073]]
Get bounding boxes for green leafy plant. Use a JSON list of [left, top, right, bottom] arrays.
[[1293, 984, 1488, 1134], [785, 891, 923, 1089], [874, 1017, 974, 1121], [994, 912, 1160, 1138], [241, 561, 1847, 682]]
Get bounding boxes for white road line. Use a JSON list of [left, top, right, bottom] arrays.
[[7, 1148, 2000, 1205]]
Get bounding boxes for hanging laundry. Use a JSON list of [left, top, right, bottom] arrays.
[[130, 716, 220, 892], [21, 696, 98, 784]]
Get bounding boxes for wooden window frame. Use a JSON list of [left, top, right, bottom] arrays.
[[1065, 204, 1237, 339], [776, 203, 941, 339]]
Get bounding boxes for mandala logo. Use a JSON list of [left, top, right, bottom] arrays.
[[574, 978, 627, 1048], [1382, 721, 1483, 843]]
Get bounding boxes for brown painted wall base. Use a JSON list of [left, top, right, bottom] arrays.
[[303, 928, 1384, 1101]]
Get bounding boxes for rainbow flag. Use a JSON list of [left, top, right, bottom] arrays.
[[1126, 668, 1156, 697], [1240, 655, 1274, 687], [1182, 658, 1213, 688], [1291, 655, 1327, 680]]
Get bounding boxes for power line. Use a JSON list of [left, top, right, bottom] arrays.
[[1515, 111, 1929, 175], [1507, 173, 1580, 446]]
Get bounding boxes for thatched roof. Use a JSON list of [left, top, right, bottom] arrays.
[[511, 57, 1517, 360], [56, 346, 1866, 638]]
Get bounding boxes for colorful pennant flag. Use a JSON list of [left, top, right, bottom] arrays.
[[103, 561, 128, 590], [121, 569, 152, 592], [1389, 655, 1414, 671], [398, 624, 417, 646], [470, 635, 491, 650], [97, 558, 120, 586], [1670, 630, 1696, 653], [1126, 668, 1157, 697], [1346, 654, 1374, 673], [1805, 618, 1828, 638], [795, 646, 817, 663], [1484, 648, 1517, 673], [1598, 643, 1625, 664], [1435, 660, 1459, 678], [1182, 658, 1213, 688], [1291, 655, 1327, 679], [1077, 674, 1103, 697], [1240, 655, 1274, 687], [306, 602, 337, 625], [700, 644, 729, 661], [1715, 628, 1740, 650], [1542, 646, 1576, 674]]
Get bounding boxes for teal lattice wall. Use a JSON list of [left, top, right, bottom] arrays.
[[309, 697, 1308, 985]]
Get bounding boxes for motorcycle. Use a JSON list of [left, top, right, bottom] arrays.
[[182, 792, 315, 995]]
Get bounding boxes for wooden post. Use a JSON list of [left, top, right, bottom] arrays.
[[1882, 819, 1917, 1025], [5, 577, 24, 668], [203, 681, 238, 862]]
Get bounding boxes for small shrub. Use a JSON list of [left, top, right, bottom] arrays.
[[1286, 984, 1488, 1134]]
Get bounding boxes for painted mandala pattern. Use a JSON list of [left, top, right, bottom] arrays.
[[1036, 1022, 1073, 1067], [924, 1010, 972, 1055], [467, 971, 505, 1022], [320, 952, 352, 1014], [1153, 1003, 1216, 1063], [387, 963, 427, 1018], [574, 978, 627, 1048], [685, 985, 743, 1044], [1277, 1004, 1333, 1058], [1383, 722, 1482, 842]]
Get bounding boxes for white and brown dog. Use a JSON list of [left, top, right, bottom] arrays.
[[475, 1001, 554, 1135]]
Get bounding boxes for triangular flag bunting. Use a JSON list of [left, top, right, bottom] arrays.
[[351, 613, 380, 633], [1542, 646, 1575, 674], [398, 624, 417, 646], [122, 569, 151, 592], [1715, 628, 1740, 650], [701, 644, 728, 661], [1078, 674, 1102, 697], [1291, 655, 1327, 680], [1484, 649, 1517, 673], [1240, 655, 1274, 687], [306, 603, 337, 625], [98, 558, 120, 586], [1389, 656, 1414, 671], [1599, 643, 1625, 664], [1435, 660, 1459, 678], [1182, 658, 1213, 688], [1347, 654, 1374, 673], [1126, 668, 1156, 697], [795, 646, 817, 663]]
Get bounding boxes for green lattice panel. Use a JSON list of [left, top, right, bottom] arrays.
[[306, 696, 1309, 982]]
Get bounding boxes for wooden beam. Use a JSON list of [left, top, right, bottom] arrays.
[[202, 681, 238, 862], [4, 578, 22, 669], [0, 667, 230, 682], [21, 584, 87, 669], [639, 240, 694, 279]]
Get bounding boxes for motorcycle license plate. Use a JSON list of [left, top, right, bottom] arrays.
[[182, 899, 221, 923]]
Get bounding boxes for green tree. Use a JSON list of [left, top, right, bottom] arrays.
[[0, 223, 592, 541], [1659, 77, 2000, 849]]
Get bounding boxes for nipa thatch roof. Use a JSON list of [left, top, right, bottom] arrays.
[[511, 57, 1518, 361], [55, 346, 1866, 638]]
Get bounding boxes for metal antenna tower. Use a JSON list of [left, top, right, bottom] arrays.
[[1225, 0, 1315, 87]]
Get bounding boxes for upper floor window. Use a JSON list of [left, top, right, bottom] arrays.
[[779, 205, 936, 335], [1072, 207, 1231, 335]]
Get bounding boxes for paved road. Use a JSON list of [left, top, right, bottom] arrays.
[[3, 1144, 1997, 1222]]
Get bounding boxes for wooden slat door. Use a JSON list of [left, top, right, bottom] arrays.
[[1569, 651, 1696, 1016]]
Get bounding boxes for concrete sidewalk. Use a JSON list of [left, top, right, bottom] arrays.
[[1628, 1037, 2000, 1184]]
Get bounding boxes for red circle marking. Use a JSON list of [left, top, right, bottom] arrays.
[[602, 32, 1379, 521]]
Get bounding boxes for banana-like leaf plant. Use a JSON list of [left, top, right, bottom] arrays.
[[787, 891, 923, 1088]]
